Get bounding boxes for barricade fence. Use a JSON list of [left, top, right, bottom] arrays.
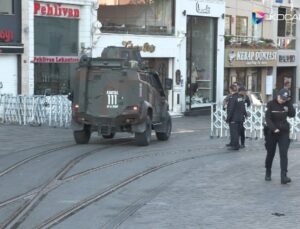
[[210, 103, 300, 140], [0, 94, 72, 128]]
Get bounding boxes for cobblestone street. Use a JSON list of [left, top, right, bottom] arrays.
[[1, 116, 300, 228]]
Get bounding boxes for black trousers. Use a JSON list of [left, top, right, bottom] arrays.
[[265, 131, 290, 173], [229, 122, 241, 148], [240, 124, 245, 145]]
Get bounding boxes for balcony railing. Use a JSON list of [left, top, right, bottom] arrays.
[[225, 35, 276, 49], [225, 35, 296, 50]]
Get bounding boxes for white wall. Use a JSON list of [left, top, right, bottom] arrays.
[[0, 56, 18, 95], [95, 0, 225, 113], [180, 0, 225, 105]]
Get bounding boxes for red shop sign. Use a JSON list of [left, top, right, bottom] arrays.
[[33, 56, 80, 63], [0, 30, 14, 42], [34, 2, 80, 18]]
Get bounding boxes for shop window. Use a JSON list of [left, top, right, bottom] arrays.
[[34, 17, 78, 56], [98, 0, 175, 35], [248, 69, 261, 93], [0, 0, 13, 14], [186, 16, 217, 109], [236, 16, 248, 37], [34, 63, 77, 95], [224, 68, 261, 97], [235, 69, 246, 86]]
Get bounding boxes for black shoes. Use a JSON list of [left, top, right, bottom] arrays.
[[281, 175, 291, 184], [228, 146, 239, 150], [265, 170, 271, 181], [240, 144, 245, 149], [265, 170, 292, 184], [226, 143, 232, 147]]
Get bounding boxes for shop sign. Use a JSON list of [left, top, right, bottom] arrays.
[[33, 56, 80, 63], [279, 54, 296, 63], [0, 47, 24, 54], [34, 2, 80, 18], [225, 48, 277, 67], [122, 41, 155, 53], [0, 30, 14, 43], [196, 4, 210, 14]]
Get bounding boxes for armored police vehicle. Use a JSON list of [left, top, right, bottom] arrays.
[[70, 46, 172, 146]]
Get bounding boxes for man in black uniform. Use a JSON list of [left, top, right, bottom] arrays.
[[264, 88, 296, 184], [226, 84, 247, 150], [238, 86, 251, 148]]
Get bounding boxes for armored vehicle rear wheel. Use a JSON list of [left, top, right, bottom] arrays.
[[73, 128, 91, 144], [102, 133, 115, 139], [156, 116, 172, 141], [135, 115, 152, 146]]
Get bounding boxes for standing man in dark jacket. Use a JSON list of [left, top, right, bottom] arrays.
[[226, 84, 247, 150], [238, 86, 251, 148], [264, 88, 296, 184]]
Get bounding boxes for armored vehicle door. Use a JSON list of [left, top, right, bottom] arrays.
[[85, 60, 140, 118], [149, 72, 166, 122]]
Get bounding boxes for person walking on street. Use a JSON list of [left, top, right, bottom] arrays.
[[264, 88, 296, 184], [226, 84, 247, 150], [238, 86, 251, 148]]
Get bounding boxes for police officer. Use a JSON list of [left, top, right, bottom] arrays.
[[264, 88, 295, 184], [226, 84, 247, 150], [238, 86, 251, 148]]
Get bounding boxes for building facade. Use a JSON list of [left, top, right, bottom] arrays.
[[21, 0, 97, 95], [7, 0, 225, 116], [272, 0, 300, 103], [0, 0, 23, 95], [225, 0, 300, 104], [97, 0, 225, 115]]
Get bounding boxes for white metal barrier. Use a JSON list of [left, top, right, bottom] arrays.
[[0, 94, 71, 128], [210, 104, 300, 140]]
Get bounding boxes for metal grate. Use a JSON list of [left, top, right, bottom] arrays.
[[0, 94, 71, 128], [210, 103, 300, 140]]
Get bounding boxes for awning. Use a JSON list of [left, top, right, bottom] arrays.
[[0, 45, 24, 54]]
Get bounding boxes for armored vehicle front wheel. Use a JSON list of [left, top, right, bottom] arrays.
[[102, 133, 115, 139], [156, 116, 172, 141], [135, 115, 152, 146], [73, 128, 91, 144]]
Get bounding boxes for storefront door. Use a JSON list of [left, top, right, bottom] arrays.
[[186, 16, 217, 109]]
